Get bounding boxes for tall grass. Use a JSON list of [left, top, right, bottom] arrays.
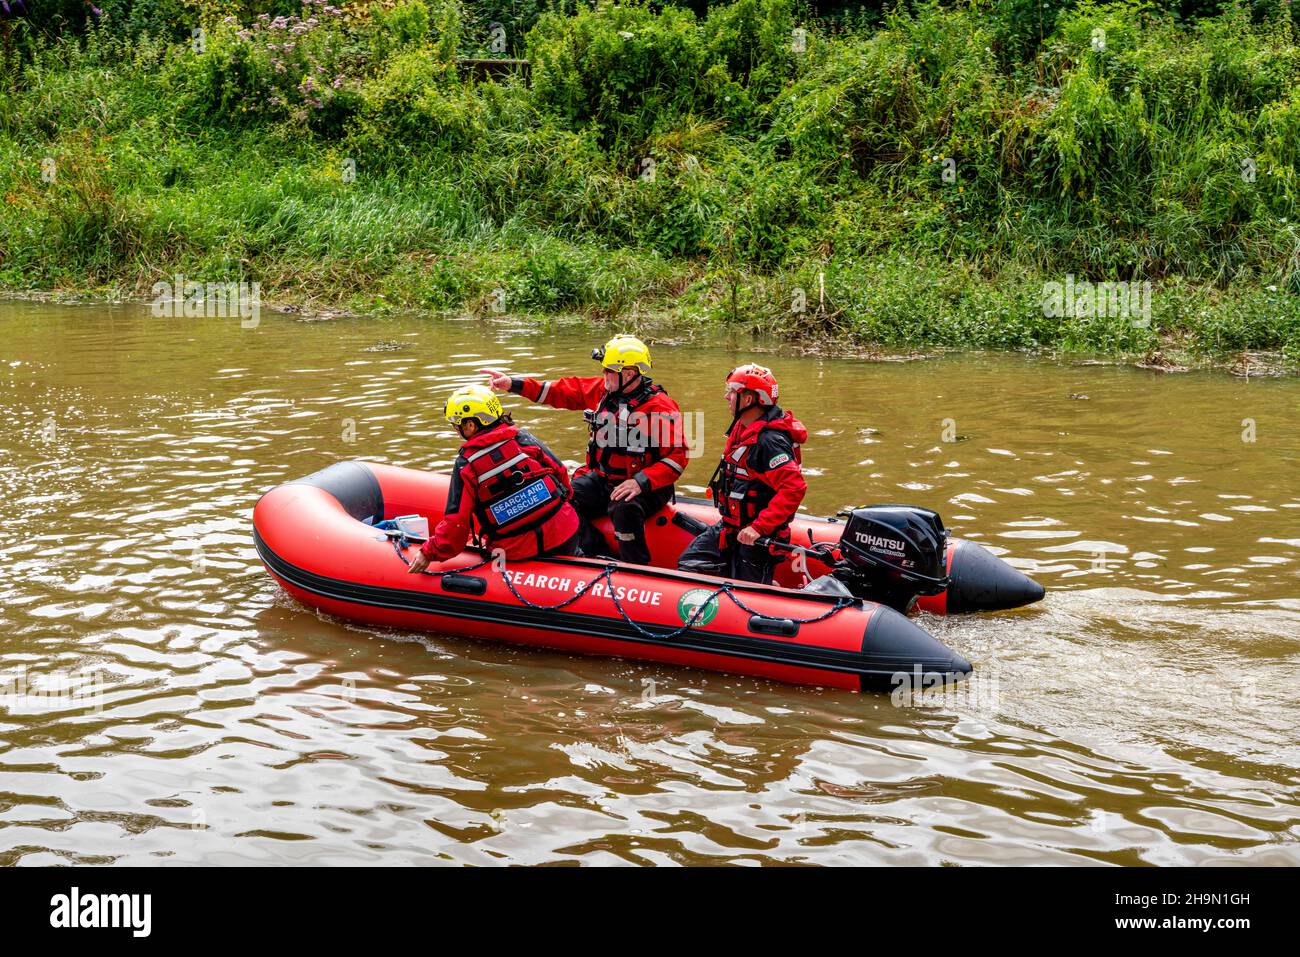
[[0, 0, 1297, 359]]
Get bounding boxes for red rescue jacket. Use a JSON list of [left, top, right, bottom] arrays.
[[421, 421, 579, 562], [709, 405, 808, 548], [510, 374, 689, 493]]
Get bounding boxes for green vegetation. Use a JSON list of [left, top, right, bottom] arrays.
[[1, 0, 1298, 361]]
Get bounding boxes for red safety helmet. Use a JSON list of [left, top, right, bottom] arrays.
[[725, 363, 779, 406]]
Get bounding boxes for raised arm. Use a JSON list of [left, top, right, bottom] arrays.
[[480, 368, 605, 411]]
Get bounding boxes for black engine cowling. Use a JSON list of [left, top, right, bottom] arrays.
[[828, 505, 950, 612]]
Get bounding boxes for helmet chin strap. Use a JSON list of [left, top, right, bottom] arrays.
[[609, 369, 641, 398], [459, 418, 495, 440], [729, 390, 756, 425]]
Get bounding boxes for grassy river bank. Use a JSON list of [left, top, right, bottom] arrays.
[[2, 1, 1298, 368]]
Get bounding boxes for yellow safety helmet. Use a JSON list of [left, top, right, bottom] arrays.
[[592, 334, 652, 374], [445, 385, 504, 428]]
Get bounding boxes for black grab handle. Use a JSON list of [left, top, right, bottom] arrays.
[[747, 615, 799, 638], [441, 574, 488, 596]]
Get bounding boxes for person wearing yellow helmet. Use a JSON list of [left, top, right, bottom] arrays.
[[480, 334, 689, 565], [407, 385, 580, 574]]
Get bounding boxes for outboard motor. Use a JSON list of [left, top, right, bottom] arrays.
[[811, 505, 950, 613]]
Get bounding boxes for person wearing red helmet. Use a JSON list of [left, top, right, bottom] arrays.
[[479, 335, 689, 565], [678, 364, 808, 584]]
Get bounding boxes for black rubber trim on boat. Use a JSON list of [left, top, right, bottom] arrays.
[[441, 573, 488, 596], [944, 539, 1046, 612], [288, 461, 384, 524], [748, 616, 799, 638], [858, 605, 972, 692], [671, 510, 711, 536], [253, 527, 902, 679]]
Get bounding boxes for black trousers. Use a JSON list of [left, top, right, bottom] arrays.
[[569, 472, 673, 565], [542, 531, 580, 558], [677, 521, 779, 585]]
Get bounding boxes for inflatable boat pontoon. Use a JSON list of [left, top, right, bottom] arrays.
[[253, 461, 1043, 692]]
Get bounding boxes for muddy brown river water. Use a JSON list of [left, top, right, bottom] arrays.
[[0, 300, 1297, 865]]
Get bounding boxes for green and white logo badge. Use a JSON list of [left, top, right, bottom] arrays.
[[677, 588, 719, 627]]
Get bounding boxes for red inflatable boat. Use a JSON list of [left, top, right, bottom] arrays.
[[253, 462, 1040, 692]]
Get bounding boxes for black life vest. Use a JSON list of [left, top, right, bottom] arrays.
[[585, 380, 671, 482], [709, 414, 802, 539]]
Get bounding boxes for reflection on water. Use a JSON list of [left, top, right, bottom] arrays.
[[0, 300, 1297, 865]]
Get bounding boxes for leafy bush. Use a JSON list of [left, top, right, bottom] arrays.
[[527, 2, 716, 153], [351, 48, 483, 161], [703, 0, 797, 104], [2, 0, 1298, 356], [161, 2, 365, 131]]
